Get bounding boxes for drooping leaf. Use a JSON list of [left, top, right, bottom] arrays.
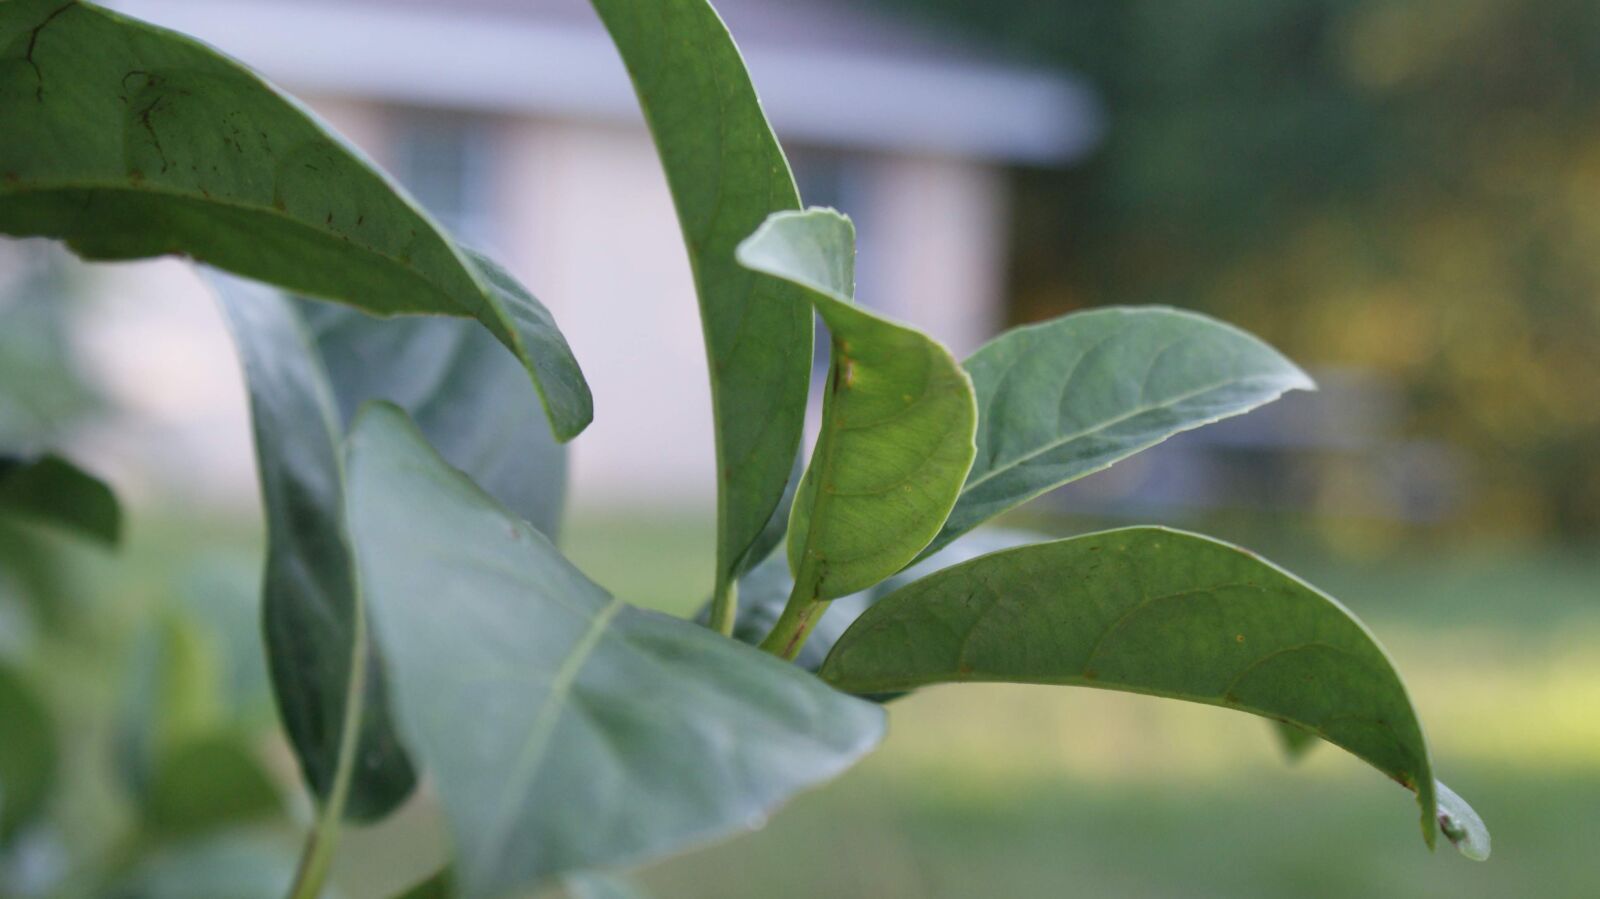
[[0, 0, 591, 440], [737, 209, 977, 604], [0, 663, 54, 843], [344, 403, 884, 899], [142, 734, 281, 840], [0, 453, 119, 544], [589, 0, 814, 620], [298, 298, 567, 539], [925, 307, 1314, 556], [213, 273, 416, 821], [820, 526, 1488, 856]]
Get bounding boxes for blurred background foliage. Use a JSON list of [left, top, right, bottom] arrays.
[[887, 0, 1600, 538]]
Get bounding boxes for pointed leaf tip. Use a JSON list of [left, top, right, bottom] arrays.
[[1436, 780, 1491, 860]]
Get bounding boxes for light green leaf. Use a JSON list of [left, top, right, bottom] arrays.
[[299, 294, 567, 539], [565, 871, 651, 899], [926, 307, 1314, 556], [0, 663, 54, 843], [0, 0, 591, 440], [0, 453, 119, 544], [344, 403, 884, 899], [737, 209, 977, 605], [142, 734, 281, 841], [213, 274, 416, 821], [589, 0, 813, 625], [821, 526, 1488, 856]]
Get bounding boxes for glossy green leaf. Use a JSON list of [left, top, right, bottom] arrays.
[[821, 526, 1488, 856], [142, 734, 281, 840], [0, 453, 119, 544], [737, 209, 977, 602], [213, 274, 416, 821], [589, 0, 813, 623], [0, 0, 591, 440], [344, 403, 884, 899], [0, 663, 54, 843], [926, 307, 1314, 556]]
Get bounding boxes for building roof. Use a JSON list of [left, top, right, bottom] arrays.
[[107, 0, 1101, 164]]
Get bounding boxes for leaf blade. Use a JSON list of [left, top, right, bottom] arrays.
[[737, 209, 977, 600], [588, 0, 814, 601], [821, 526, 1485, 854], [928, 307, 1313, 555], [0, 0, 591, 440], [0, 453, 119, 544], [344, 403, 884, 898]]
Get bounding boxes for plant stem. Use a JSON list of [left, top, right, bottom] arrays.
[[708, 576, 737, 636], [285, 588, 372, 899], [757, 584, 827, 660]]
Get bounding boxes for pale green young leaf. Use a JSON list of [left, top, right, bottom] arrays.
[[821, 526, 1489, 857], [926, 307, 1314, 556], [737, 209, 977, 600], [588, 0, 814, 610], [344, 403, 884, 899], [0, 0, 590, 440]]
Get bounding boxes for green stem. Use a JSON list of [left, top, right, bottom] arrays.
[[708, 576, 737, 636], [757, 582, 827, 661], [285, 587, 372, 899]]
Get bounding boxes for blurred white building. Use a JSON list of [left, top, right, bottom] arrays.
[[81, 0, 1100, 510]]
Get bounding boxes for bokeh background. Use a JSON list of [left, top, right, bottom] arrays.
[[1, 0, 1596, 896]]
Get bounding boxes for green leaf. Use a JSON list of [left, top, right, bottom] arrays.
[[926, 307, 1314, 556], [589, 0, 814, 622], [1437, 780, 1492, 861], [0, 453, 119, 544], [0, 260, 98, 447], [142, 734, 281, 840], [111, 835, 336, 899], [737, 209, 977, 602], [565, 872, 652, 899], [299, 295, 567, 539], [344, 403, 884, 899], [213, 273, 416, 821], [0, 663, 54, 843], [1272, 719, 1320, 761], [820, 526, 1488, 856], [114, 610, 223, 802], [390, 870, 453, 899], [0, 0, 591, 440]]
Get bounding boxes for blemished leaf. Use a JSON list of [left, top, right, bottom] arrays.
[[925, 307, 1314, 557], [142, 734, 281, 840], [111, 835, 336, 899], [344, 403, 885, 899], [737, 209, 977, 604], [299, 298, 567, 539], [0, 453, 119, 544], [0, 0, 591, 440], [213, 273, 416, 821], [589, 0, 813, 624], [820, 526, 1488, 856], [0, 663, 55, 843]]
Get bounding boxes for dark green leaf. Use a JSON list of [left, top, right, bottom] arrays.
[[0, 453, 119, 544], [213, 273, 416, 821], [737, 209, 977, 600], [344, 403, 884, 899], [0, 663, 54, 842], [821, 526, 1487, 856], [0, 0, 591, 440], [926, 307, 1314, 556], [142, 734, 281, 840], [589, 0, 813, 617]]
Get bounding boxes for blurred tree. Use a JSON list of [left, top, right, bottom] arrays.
[[882, 0, 1600, 536]]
